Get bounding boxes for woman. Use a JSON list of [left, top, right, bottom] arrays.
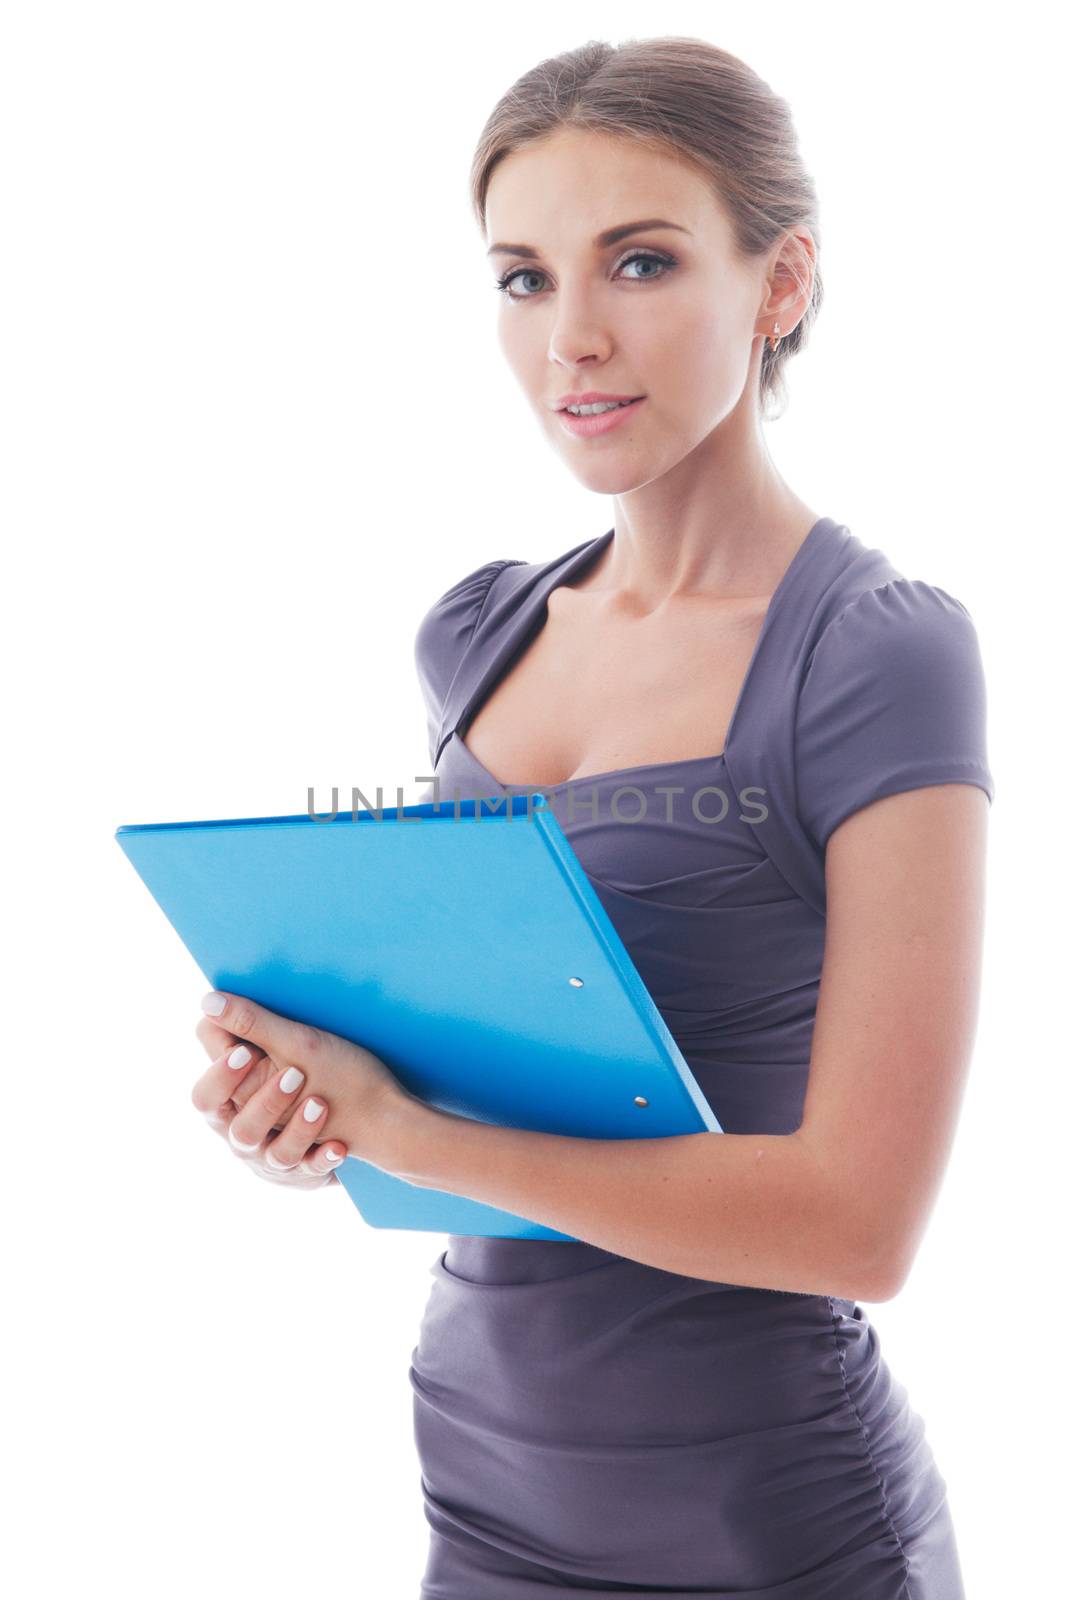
[[194, 37, 992, 1598]]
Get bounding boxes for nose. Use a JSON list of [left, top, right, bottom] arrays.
[[546, 292, 613, 370]]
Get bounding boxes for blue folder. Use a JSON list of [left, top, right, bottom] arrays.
[[115, 792, 723, 1240]]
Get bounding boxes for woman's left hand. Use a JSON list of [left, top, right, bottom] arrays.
[[198, 989, 420, 1174]]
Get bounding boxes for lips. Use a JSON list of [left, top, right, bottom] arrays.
[[553, 393, 644, 411], [555, 394, 648, 437], [564, 398, 639, 413]]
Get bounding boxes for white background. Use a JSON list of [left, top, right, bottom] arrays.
[[5, 3, 1062, 1595]]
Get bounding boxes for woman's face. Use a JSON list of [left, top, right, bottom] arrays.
[[484, 127, 789, 495]]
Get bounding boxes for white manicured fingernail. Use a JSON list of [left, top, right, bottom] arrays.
[[201, 992, 227, 1015], [227, 1045, 252, 1069], [279, 1067, 305, 1094], [325, 1147, 342, 1162], [228, 1125, 260, 1152], [303, 1098, 325, 1122], [265, 1149, 292, 1169]]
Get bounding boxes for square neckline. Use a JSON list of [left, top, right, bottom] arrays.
[[452, 727, 728, 794], [449, 515, 834, 794]]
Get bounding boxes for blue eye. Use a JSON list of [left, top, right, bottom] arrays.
[[495, 250, 677, 301]]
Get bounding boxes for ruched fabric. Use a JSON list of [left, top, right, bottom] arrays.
[[407, 517, 992, 1596]]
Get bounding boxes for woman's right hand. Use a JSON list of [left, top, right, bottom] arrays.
[[191, 1013, 348, 1191]]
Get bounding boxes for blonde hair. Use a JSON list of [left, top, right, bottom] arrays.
[[469, 35, 823, 420]]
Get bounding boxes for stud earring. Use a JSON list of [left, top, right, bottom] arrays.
[[769, 321, 782, 353]]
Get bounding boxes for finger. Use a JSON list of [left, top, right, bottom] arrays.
[[201, 1098, 236, 1137], [294, 1145, 343, 1184], [195, 1013, 287, 1122], [227, 1062, 326, 1157], [289, 1139, 347, 1178], [299, 1145, 346, 1179], [201, 1095, 288, 1146], [200, 990, 321, 1067], [190, 1042, 269, 1118], [260, 1097, 338, 1171], [196, 1013, 241, 1059]]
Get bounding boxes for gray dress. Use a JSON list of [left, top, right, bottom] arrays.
[[408, 516, 994, 1597]]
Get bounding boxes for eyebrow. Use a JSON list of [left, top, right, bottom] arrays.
[[486, 218, 691, 259]]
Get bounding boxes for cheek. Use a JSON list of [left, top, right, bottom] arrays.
[[649, 299, 751, 412], [497, 310, 543, 385], [651, 290, 730, 360]]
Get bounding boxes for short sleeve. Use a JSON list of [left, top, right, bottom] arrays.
[[794, 578, 995, 852], [413, 557, 526, 763]]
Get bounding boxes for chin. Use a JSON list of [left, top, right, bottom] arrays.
[[567, 465, 651, 496], [569, 441, 688, 497]]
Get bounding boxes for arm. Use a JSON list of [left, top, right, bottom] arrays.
[[386, 782, 988, 1303], [798, 780, 990, 1299], [393, 1108, 856, 1296]]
